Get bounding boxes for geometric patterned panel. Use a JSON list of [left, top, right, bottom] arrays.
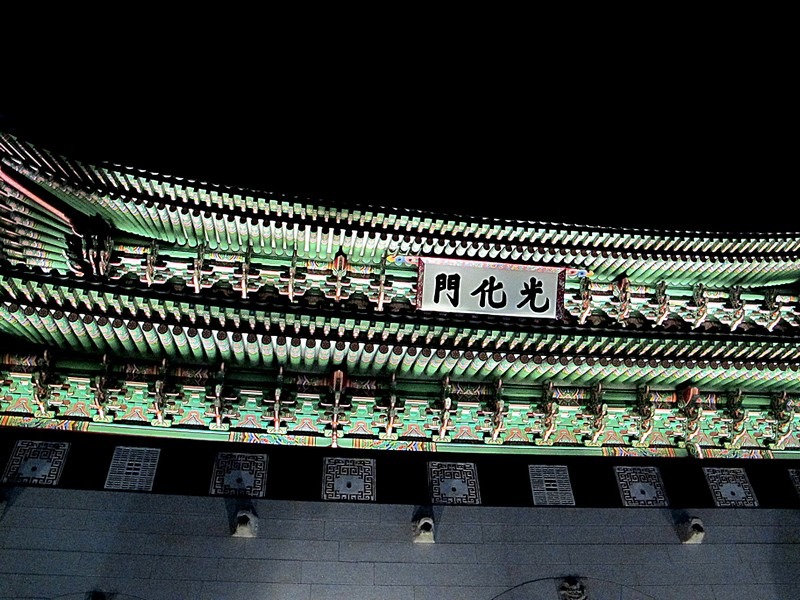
[[703, 467, 758, 507], [528, 464, 575, 506], [428, 461, 481, 505], [321, 456, 376, 502], [614, 465, 669, 507], [104, 446, 161, 492], [209, 451, 269, 498], [1, 439, 70, 486]]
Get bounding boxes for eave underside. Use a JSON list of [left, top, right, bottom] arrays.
[[2, 323, 800, 460], [3, 131, 800, 460]]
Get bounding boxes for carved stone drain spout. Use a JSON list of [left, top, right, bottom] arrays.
[[558, 576, 588, 600]]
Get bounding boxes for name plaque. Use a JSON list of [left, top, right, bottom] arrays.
[[416, 257, 564, 319]]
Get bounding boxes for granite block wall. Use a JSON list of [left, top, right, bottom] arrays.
[[1, 487, 799, 600]]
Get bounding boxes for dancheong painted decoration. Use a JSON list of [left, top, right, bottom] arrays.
[[2, 129, 800, 460]]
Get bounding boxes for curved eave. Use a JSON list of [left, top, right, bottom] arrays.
[[3, 132, 800, 270], [4, 292, 800, 394], [5, 167, 800, 288]]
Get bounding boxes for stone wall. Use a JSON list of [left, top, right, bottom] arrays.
[[1, 487, 798, 600]]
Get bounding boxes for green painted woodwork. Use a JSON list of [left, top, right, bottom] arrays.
[[3, 129, 800, 458], [1, 361, 798, 455]]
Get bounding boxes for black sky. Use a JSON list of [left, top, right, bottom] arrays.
[[1, 59, 793, 233]]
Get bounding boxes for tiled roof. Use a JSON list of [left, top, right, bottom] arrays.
[[2, 129, 800, 458]]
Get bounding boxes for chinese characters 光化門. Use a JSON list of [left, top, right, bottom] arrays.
[[433, 273, 551, 313]]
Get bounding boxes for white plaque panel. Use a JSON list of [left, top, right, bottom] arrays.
[[417, 257, 564, 319]]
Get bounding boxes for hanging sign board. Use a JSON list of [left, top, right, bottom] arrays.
[[416, 257, 565, 320]]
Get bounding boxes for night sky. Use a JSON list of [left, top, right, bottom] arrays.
[[1, 79, 791, 234]]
